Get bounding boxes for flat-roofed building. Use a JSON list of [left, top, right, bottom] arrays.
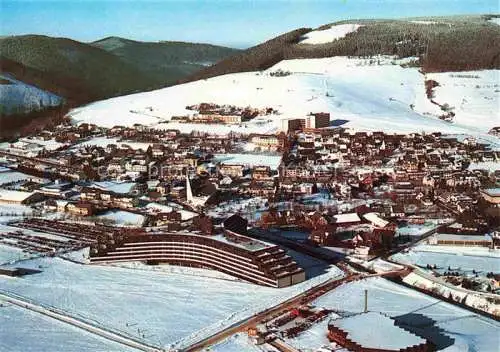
[[428, 233, 493, 247], [0, 189, 43, 205], [90, 230, 305, 288], [328, 312, 432, 352], [481, 188, 500, 206]]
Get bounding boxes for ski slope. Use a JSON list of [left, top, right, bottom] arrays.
[[69, 57, 500, 140], [299, 24, 363, 44]]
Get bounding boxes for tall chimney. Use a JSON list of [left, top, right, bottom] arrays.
[[364, 289, 368, 313]]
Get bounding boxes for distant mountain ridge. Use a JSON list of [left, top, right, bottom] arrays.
[[0, 34, 239, 137], [0, 35, 153, 104], [91, 36, 240, 87], [0, 35, 239, 108]]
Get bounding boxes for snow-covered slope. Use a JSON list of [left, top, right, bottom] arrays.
[[489, 17, 500, 26], [0, 75, 63, 114], [299, 24, 363, 44], [69, 56, 499, 138], [0, 304, 136, 352], [424, 71, 499, 131]]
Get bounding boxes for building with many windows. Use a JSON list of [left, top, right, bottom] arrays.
[[90, 230, 305, 287]]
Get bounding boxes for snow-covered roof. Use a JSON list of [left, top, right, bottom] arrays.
[[144, 202, 197, 221], [435, 233, 492, 243], [91, 181, 136, 194], [330, 312, 426, 350], [363, 212, 389, 228], [212, 234, 274, 253], [178, 209, 198, 221], [145, 202, 174, 213], [55, 200, 69, 207], [0, 189, 34, 203], [97, 210, 145, 226], [333, 213, 361, 224], [482, 188, 500, 197]]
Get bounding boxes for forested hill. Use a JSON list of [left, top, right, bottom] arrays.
[[184, 14, 500, 83]]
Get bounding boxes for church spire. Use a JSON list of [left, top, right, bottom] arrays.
[[186, 172, 193, 203]]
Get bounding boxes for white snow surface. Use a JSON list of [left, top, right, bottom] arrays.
[[331, 311, 425, 350], [468, 161, 500, 172], [425, 70, 500, 132], [0, 170, 33, 186], [0, 304, 136, 352], [300, 24, 363, 44], [69, 57, 500, 140], [287, 277, 499, 352], [0, 244, 27, 264], [96, 210, 145, 226], [214, 153, 282, 169], [0, 75, 62, 114], [72, 137, 153, 151], [488, 18, 500, 26], [0, 256, 343, 350], [203, 333, 263, 352], [91, 181, 136, 194], [410, 20, 441, 25], [392, 244, 500, 274]]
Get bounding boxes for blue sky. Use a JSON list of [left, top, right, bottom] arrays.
[[1, 0, 498, 48]]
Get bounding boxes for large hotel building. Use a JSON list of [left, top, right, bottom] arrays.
[[90, 216, 306, 288]]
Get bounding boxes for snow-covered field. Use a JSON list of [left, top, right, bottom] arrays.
[[286, 277, 500, 352], [0, 203, 33, 216], [0, 74, 62, 115], [392, 244, 500, 275], [0, 303, 136, 352], [0, 244, 27, 264], [0, 170, 33, 186], [0, 255, 343, 350], [299, 24, 363, 44], [69, 57, 500, 140]]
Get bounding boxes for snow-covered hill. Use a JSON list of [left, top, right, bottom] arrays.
[[299, 24, 363, 44], [69, 56, 499, 139], [0, 75, 63, 114], [424, 70, 499, 131]]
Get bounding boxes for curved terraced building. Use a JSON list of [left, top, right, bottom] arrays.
[[90, 229, 306, 287]]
